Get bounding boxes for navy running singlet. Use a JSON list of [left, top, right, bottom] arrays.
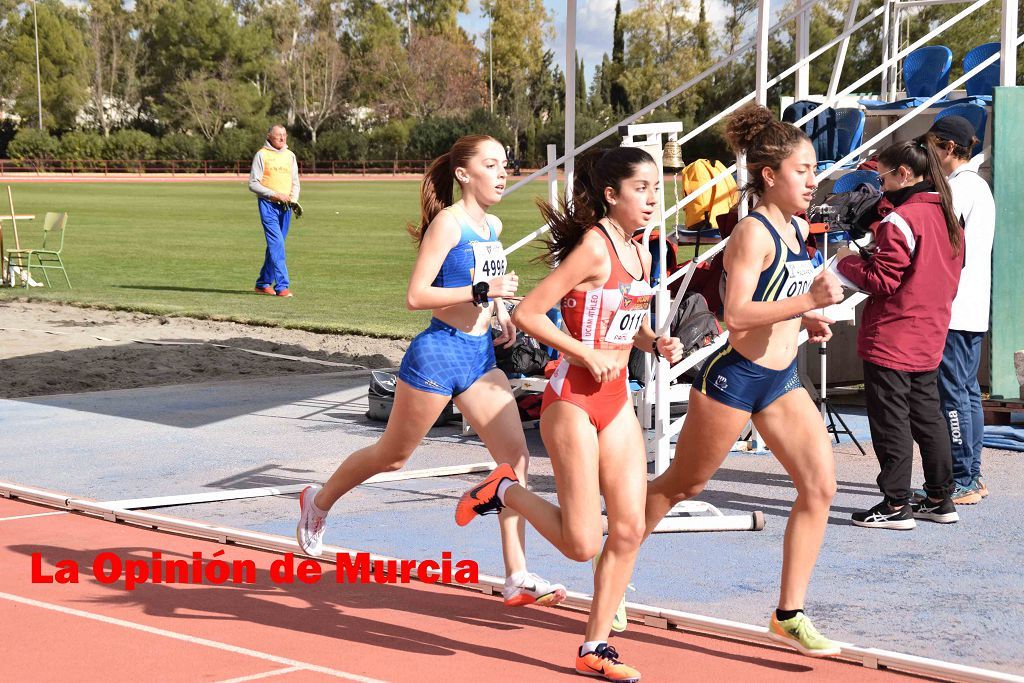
[[728, 212, 815, 302]]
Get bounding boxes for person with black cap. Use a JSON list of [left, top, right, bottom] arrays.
[[915, 115, 995, 505]]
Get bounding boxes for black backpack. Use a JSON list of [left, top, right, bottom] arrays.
[[628, 291, 722, 385], [493, 330, 548, 377], [818, 183, 882, 240]]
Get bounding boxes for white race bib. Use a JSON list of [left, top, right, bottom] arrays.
[[780, 261, 815, 300], [603, 282, 653, 345], [471, 241, 506, 285]]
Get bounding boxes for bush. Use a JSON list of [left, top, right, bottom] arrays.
[[57, 131, 105, 160], [8, 128, 57, 161], [156, 132, 206, 161], [208, 128, 264, 163], [103, 129, 156, 160], [366, 120, 410, 160], [407, 117, 462, 160], [314, 128, 368, 161]]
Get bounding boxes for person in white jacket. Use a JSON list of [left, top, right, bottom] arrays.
[[918, 115, 995, 504], [248, 125, 300, 297]]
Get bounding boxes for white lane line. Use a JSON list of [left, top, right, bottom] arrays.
[[0, 591, 387, 683], [0, 511, 68, 522], [215, 666, 304, 682]]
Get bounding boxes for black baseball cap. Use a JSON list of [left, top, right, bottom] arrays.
[[928, 116, 976, 148]]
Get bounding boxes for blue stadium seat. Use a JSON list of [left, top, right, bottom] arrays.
[[963, 42, 1000, 104], [831, 169, 881, 195], [860, 45, 953, 110], [784, 103, 864, 170]]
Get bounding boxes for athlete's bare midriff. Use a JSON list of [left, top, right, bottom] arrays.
[[433, 301, 497, 336], [730, 315, 803, 371]]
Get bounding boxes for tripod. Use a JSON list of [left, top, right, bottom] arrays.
[[817, 223, 866, 455]]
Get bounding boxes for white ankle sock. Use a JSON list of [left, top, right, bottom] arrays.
[[496, 478, 514, 504], [581, 640, 605, 655]]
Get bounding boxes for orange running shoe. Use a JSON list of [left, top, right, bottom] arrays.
[[455, 463, 517, 526], [575, 644, 641, 682]]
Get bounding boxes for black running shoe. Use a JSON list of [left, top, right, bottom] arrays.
[[851, 500, 916, 530], [911, 496, 959, 523]]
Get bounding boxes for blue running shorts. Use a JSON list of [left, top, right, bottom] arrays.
[[398, 318, 497, 397]]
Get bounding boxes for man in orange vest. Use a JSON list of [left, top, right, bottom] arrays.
[[249, 124, 300, 297]]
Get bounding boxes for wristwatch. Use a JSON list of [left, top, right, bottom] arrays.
[[472, 281, 490, 306]]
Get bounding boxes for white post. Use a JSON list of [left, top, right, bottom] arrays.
[[1000, 0, 1018, 85], [488, 23, 494, 114], [547, 144, 558, 207], [796, 5, 810, 100], [564, 0, 577, 204], [881, 0, 891, 98], [889, 3, 902, 100], [32, 0, 43, 129], [755, 0, 771, 105], [828, 0, 861, 99]]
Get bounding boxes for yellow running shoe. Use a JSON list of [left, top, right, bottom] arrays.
[[768, 612, 841, 657]]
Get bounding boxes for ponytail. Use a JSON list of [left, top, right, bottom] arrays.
[[411, 152, 454, 242], [538, 146, 656, 265], [919, 135, 962, 257]]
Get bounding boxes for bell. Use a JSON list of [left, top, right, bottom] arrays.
[[662, 140, 684, 171]]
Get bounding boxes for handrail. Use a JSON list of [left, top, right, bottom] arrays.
[[500, 0, 823, 200]]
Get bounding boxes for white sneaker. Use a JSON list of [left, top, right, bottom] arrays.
[[296, 485, 328, 557], [502, 571, 567, 607]]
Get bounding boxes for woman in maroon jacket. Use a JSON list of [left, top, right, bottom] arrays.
[[837, 137, 964, 530]]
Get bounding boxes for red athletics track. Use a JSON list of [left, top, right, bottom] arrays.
[[0, 497, 913, 682]]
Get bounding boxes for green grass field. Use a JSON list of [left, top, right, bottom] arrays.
[[0, 179, 558, 338]]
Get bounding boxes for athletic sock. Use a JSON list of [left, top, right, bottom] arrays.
[[776, 608, 804, 622], [580, 640, 606, 655], [505, 569, 528, 586], [496, 478, 514, 504], [310, 493, 329, 515]]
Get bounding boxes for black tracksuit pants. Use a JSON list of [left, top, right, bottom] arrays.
[[863, 360, 954, 505]]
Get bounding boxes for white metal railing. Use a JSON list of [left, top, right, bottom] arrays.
[[503, 0, 1017, 475]]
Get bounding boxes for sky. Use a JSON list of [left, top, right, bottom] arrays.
[[457, 0, 788, 84]]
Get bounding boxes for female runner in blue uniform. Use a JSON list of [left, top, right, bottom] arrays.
[[296, 134, 565, 607], [642, 104, 845, 657]]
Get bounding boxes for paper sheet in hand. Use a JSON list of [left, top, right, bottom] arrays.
[[818, 256, 860, 321]]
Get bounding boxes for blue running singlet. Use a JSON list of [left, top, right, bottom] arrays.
[[399, 205, 504, 396], [431, 205, 506, 289]]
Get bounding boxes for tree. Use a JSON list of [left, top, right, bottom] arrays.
[[388, 30, 485, 119], [283, 29, 349, 144], [482, 0, 553, 156], [610, 0, 630, 115], [165, 65, 268, 141], [83, 0, 142, 136], [1, 0, 89, 130]]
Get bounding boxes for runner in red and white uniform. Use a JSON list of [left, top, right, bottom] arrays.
[[456, 146, 684, 682]]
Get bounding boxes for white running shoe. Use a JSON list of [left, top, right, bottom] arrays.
[[296, 484, 327, 557], [502, 571, 567, 607]]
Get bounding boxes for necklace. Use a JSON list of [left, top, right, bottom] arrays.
[[605, 217, 632, 247], [457, 202, 488, 231]]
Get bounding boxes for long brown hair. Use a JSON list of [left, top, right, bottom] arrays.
[[724, 102, 810, 197], [410, 134, 500, 243], [878, 138, 962, 256], [538, 146, 656, 265]]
